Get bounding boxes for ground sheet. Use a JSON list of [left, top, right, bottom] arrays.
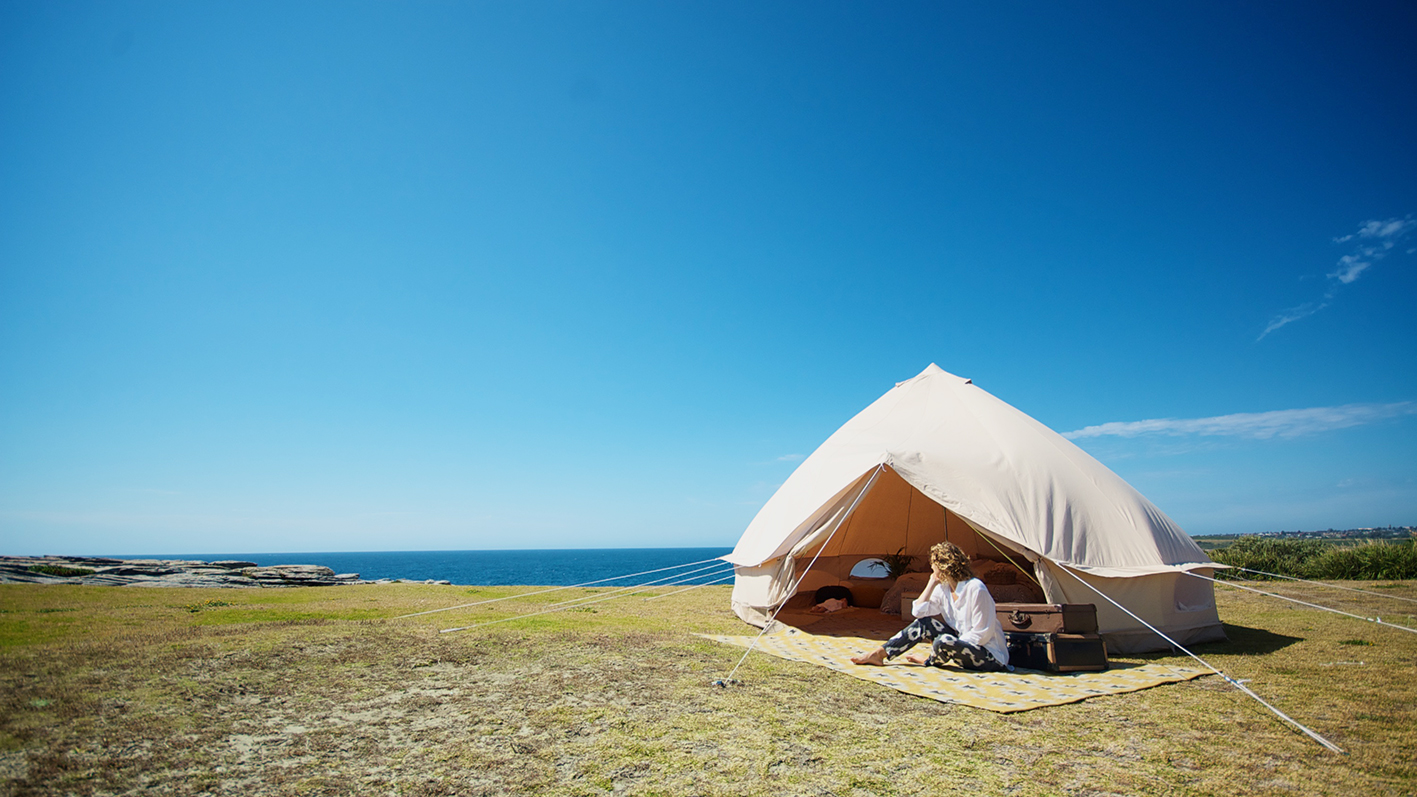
[[701, 609, 1208, 713]]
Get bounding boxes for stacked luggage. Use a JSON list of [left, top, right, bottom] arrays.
[[996, 603, 1109, 672]]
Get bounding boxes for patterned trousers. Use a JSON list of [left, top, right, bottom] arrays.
[[882, 617, 1006, 672]]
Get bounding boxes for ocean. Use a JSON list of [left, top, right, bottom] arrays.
[[129, 548, 737, 587]]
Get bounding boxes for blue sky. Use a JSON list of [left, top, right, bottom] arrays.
[[2, 2, 1414, 555]]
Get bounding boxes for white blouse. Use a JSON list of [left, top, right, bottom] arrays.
[[911, 577, 1009, 668]]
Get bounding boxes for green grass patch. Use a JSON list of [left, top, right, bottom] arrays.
[[187, 607, 388, 626], [0, 580, 1414, 795]]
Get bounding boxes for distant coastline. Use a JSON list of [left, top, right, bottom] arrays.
[[1193, 525, 1414, 540], [0, 547, 736, 589], [1191, 526, 1414, 551]]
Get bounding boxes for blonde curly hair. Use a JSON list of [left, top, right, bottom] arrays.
[[929, 542, 974, 584]]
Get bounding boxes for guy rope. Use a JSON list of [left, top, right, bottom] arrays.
[[1225, 567, 1417, 606], [713, 465, 885, 687], [1055, 562, 1345, 754], [437, 560, 734, 634], [392, 556, 728, 621], [1184, 571, 1417, 635]]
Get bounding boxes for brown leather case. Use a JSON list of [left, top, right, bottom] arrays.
[[995, 603, 1099, 634]]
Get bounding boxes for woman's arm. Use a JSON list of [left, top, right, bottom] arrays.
[[910, 574, 943, 618], [919, 573, 939, 601]]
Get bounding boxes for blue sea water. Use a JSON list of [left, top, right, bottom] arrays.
[[127, 548, 736, 587]]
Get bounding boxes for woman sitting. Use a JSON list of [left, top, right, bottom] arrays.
[[850, 541, 1010, 672]]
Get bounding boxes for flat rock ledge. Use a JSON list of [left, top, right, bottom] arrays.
[[0, 555, 426, 588]]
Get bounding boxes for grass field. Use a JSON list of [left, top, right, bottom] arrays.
[[1, 579, 1414, 796]]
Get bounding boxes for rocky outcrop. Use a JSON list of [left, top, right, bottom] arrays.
[[0, 556, 366, 588]]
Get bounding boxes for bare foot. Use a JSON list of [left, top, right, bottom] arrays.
[[850, 647, 888, 666], [903, 653, 927, 665]]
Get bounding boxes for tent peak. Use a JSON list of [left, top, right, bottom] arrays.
[[904, 363, 971, 386]]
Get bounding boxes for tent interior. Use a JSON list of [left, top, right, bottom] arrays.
[[760, 466, 1225, 654], [781, 466, 1044, 609]]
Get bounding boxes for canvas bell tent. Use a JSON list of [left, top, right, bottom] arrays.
[[725, 364, 1226, 654]]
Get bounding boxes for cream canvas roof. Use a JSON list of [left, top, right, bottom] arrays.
[[726, 364, 1214, 577]]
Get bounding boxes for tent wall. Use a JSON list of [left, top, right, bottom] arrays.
[[730, 561, 790, 627], [1035, 562, 1226, 653]]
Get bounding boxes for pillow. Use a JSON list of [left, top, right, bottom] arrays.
[[879, 572, 933, 614]]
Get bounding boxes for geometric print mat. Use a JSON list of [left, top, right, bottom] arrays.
[[698, 624, 1208, 713]]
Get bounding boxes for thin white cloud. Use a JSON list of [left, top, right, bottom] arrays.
[[776, 453, 805, 462], [1063, 401, 1417, 441], [1260, 216, 1414, 339], [1330, 216, 1413, 283], [1365, 218, 1414, 238], [1258, 301, 1326, 339], [1327, 254, 1370, 284], [1332, 218, 1415, 243]]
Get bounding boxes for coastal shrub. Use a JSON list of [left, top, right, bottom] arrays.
[[1212, 537, 1417, 580], [1210, 538, 1329, 579], [1309, 541, 1417, 580], [26, 564, 95, 578]]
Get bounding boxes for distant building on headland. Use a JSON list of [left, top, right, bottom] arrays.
[[1205, 525, 1416, 541]]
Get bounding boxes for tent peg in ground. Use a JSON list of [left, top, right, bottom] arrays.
[[709, 678, 742, 688]]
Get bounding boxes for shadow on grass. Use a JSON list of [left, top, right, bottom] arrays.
[[1098, 623, 1304, 663], [1197, 623, 1304, 656]]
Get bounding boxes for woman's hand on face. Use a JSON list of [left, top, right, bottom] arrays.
[[931, 567, 956, 594], [921, 569, 941, 599]]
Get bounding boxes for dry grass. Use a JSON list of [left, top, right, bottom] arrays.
[[0, 579, 1414, 796]]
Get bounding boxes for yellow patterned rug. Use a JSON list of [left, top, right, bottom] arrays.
[[700, 617, 1208, 713]]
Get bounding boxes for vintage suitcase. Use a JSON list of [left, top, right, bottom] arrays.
[[995, 602, 1099, 634], [1005, 632, 1109, 672]]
